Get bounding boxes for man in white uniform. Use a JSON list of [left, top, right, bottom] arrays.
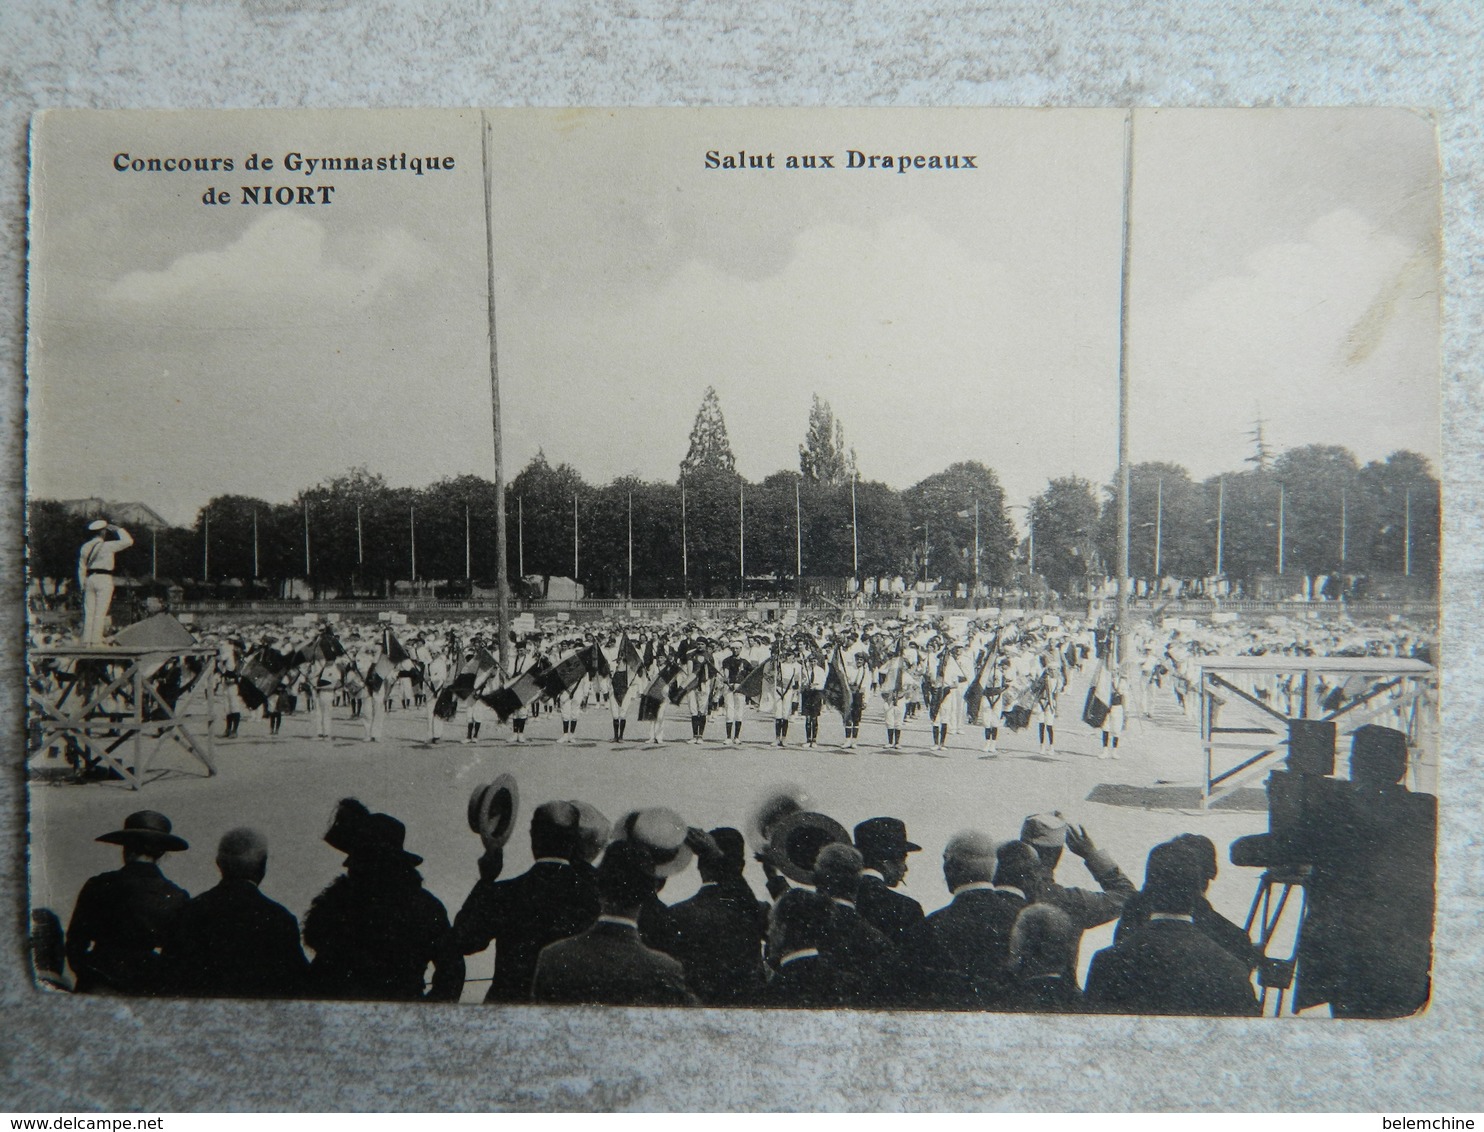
[[77, 520, 133, 645]]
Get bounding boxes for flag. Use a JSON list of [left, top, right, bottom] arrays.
[[236, 651, 285, 710], [487, 667, 545, 720], [823, 645, 851, 719], [618, 634, 643, 674], [384, 630, 409, 665], [586, 642, 611, 678], [541, 651, 591, 698], [641, 640, 655, 671], [737, 657, 772, 702], [1082, 662, 1112, 729]]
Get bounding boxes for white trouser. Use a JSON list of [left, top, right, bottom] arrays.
[[81, 573, 115, 644]]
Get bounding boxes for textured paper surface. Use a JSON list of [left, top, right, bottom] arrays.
[[3, 2, 1482, 1113]]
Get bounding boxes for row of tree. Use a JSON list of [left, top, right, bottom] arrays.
[[25, 388, 1439, 600]]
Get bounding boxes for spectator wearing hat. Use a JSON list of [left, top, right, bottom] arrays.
[[532, 841, 694, 1005], [902, 835, 1038, 1007], [853, 817, 926, 947], [302, 802, 462, 1001], [66, 810, 190, 994], [756, 890, 848, 1008], [445, 800, 600, 1002], [1007, 904, 1085, 1012], [1020, 812, 1134, 970], [77, 519, 132, 645], [661, 827, 769, 1005], [1085, 844, 1259, 1017], [164, 828, 308, 998]]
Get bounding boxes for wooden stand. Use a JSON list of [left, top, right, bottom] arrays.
[[1196, 655, 1434, 807], [28, 644, 218, 790]]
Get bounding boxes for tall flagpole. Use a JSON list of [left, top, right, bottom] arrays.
[[1340, 488, 1348, 568], [795, 478, 803, 604], [410, 504, 417, 584], [518, 495, 525, 579], [465, 504, 471, 580], [972, 497, 979, 597], [151, 526, 157, 578], [482, 111, 512, 669], [739, 482, 746, 592], [851, 475, 859, 579], [252, 510, 259, 578], [1404, 488, 1412, 576], [573, 493, 579, 581], [627, 491, 634, 601], [203, 510, 210, 581], [303, 500, 310, 579], [1277, 486, 1285, 575], [357, 503, 364, 564], [681, 477, 689, 599], [1216, 476, 1225, 578], [1154, 478, 1163, 579], [1115, 108, 1134, 664]]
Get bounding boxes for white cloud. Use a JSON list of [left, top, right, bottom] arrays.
[[103, 213, 433, 319]]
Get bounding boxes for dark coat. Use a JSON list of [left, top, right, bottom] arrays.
[[855, 874, 925, 948], [66, 860, 190, 995], [303, 858, 461, 1002], [904, 886, 1026, 1007], [447, 859, 599, 1002], [164, 878, 308, 998], [1116, 891, 1262, 971], [1006, 973, 1086, 1013], [659, 879, 769, 1005], [1297, 786, 1435, 1017], [532, 919, 693, 1005], [1085, 918, 1260, 1017], [820, 900, 898, 1006], [755, 953, 849, 1008]]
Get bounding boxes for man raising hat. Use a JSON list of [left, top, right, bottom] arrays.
[[1020, 811, 1135, 972], [66, 810, 190, 994]]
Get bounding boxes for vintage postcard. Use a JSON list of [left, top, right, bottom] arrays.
[[24, 108, 1440, 1017]]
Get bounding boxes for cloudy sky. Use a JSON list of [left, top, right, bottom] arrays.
[[28, 107, 1439, 527]]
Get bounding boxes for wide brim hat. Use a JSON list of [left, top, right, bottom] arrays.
[[96, 810, 188, 853], [853, 816, 922, 860], [616, 807, 694, 877], [767, 810, 851, 885], [466, 774, 519, 847]]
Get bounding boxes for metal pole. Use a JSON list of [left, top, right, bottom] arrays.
[[410, 505, 416, 584], [518, 495, 524, 579], [972, 497, 979, 596], [465, 505, 471, 580], [1277, 486, 1285, 575], [253, 510, 259, 578], [795, 479, 803, 599], [627, 491, 633, 601], [1028, 515, 1035, 576], [1115, 108, 1135, 663], [573, 493, 579, 581], [1340, 488, 1348, 567], [203, 511, 209, 581], [1155, 477, 1163, 579], [152, 527, 157, 578], [1216, 476, 1225, 577], [481, 111, 512, 670], [739, 482, 746, 591], [681, 477, 689, 599], [357, 504, 364, 564], [851, 475, 859, 579], [1404, 488, 1412, 576], [303, 500, 310, 579]]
